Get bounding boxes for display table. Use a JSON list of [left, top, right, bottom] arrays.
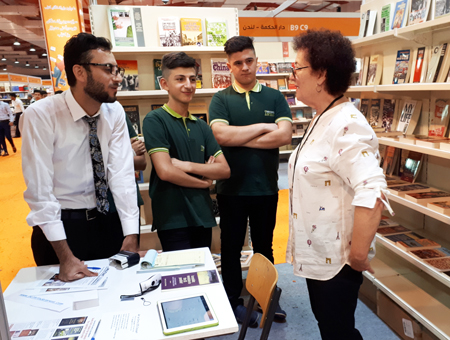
[[4, 247, 238, 340]]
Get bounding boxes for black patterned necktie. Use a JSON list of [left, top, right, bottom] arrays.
[[83, 115, 109, 214]]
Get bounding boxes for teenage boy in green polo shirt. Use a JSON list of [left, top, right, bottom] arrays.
[[209, 36, 293, 326], [142, 52, 230, 251]]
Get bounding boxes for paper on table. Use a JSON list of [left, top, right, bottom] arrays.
[[141, 249, 205, 269], [6, 291, 71, 312], [97, 312, 146, 339], [35, 266, 110, 290]]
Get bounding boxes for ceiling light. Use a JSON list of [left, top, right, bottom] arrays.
[[29, 46, 36, 52], [42, 52, 47, 57], [43, 67, 47, 70], [1, 55, 5, 61], [14, 59, 19, 64], [26, 61, 30, 66], [35, 64, 39, 68], [13, 39, 20, 46], [2, 67, 6, 71]]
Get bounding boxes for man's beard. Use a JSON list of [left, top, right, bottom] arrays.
[[84, 72, 116, 103]]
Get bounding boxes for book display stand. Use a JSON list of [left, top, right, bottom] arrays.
[[348, 1, 450, 338]]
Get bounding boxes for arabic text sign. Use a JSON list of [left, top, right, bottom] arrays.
[[239, 17, 359, 37]]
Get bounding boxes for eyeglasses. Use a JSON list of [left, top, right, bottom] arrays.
[[291, 66, 309, 79], [79, 63, 124, 77]]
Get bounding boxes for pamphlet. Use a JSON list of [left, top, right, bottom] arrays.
[[161, 269, 220, 290], [141, 249, 205, 270]]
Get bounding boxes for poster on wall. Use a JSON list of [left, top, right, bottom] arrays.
[[40, 0, 83, 93], [108, 7, 137, 47]]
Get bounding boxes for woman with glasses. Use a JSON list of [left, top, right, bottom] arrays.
[[286, 29, 393, 339]]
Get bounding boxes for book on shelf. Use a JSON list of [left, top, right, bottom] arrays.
[[400, 151, 423, 183], [410, 247, 450, 259], [369, 99, 383, 129], [153, 59, 162, 90], [205, 19, 228, 47], [123, 105, 141, 135], [426, 43, 448, 83], [388, 183, 431, 196], [382, 99, 396, 131], [377, 226, 411, 235], [367, 55, 383, 86], [256, 62, 269, 75], [117, 60, 139, 91], [161, 269, 220, 291], [392, 0, 408, 29], [285, 93, 296, 106], [408, 0, 431, 25], [195, 59, 203, 89], [392, 49, 411, 84], [405, 190, 450, 203], [211, 58, 231, 88], [358, 10, 370, 38], [361, 56, 370, 86], [387, 179, 409, 187], [379, 218, 400, 227], [430, 99, 450, 136], [424, 257, 450, 271], [269, 63, 278, 74], [180, 18, 203, 46], [108, 7, 136, 47], [380, 4, 392, 32], [384, 232, 424, 243], [192, 113, 207, 123], [433, 0, 450, 19], [378, 144, 386, 166], [151, 104, 164, 111], [427, 201, 450, 214], [396, 100, 422, 135], [397, 238, 441, 251], [411, 47, 428, 83], [366, 10, 377, 37], [158, 17, 181, 47], [277, 62, 288, 74], [268, 79, 278, 89], [359, 98, 370, 121], [356, 57, 365, 86], [382, 146, 399, 176], [140, 249, 205, 271], [277, 78, 287, 90], [437, 44, 450, 82]]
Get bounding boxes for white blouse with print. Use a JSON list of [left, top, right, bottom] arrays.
[[286, 102, 393, 281]]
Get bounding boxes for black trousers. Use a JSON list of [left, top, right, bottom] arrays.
[[0, 120, 15, 153], [31, 210, 125, 266], [14, 112, 22, 137], [157, 226, 212, 252], [218, 194, 278, 309], [306, 265, 364, 340]]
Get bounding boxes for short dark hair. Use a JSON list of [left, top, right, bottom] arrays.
[[64, 33, 112, 87], [10, 93, 16, 98], [224, 36, 255, 56], [292, 29, 355, 96], [55, 90, 64, 94], [33, 89, 41, 94], [161, 52, 196, 79], [40, 90, 47, 95]]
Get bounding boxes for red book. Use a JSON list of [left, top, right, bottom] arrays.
[[413, 47, 425, 83]]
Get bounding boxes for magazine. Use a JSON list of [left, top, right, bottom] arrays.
[[381, 4, 392, 32], [388, 183, 430, 196], [397, 100, 422, 135], [367, 55, 382, 85], [412, 47, 427, 83], [424, 257, 450, 271], [393, 49, 411, 84], [382, 99, 396, 131], [117, 60, 138, 91], [211, 58, 231, 88], [429, 99, 450, 137], [408, 0, 431, 25], [434, 0, 450, 19], [153, 59, 162, 90], [195, 58, 203, 89], [359, 99, 370, 121], [427, 201, 450, 214], [392, 0, 408, 29], [411, 247, 450, 259], [377, 226, 411, 235], [109, 8, 136, 47], [405, 190, 450, 203], [206, 19, 228, 47], [123, 105, 140, 135], [382, 146, 398, 176], [269, 63, 278, 74], [161, 270, 220, 290], [158, 17, 181, 47], [369, 99, 382, 128], [181, 18, 203, 46], [400, 151, 423, 183]]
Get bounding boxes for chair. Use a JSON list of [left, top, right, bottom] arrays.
[[238, 253, 282, 340]]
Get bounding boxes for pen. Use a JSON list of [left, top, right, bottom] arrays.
[[88, 267, 101, 270], [91, 320, 101, 340]]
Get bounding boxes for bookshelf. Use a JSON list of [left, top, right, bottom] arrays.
[[349, 1, 450, 338]]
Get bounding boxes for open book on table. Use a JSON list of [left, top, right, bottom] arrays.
[[140, 249, 205, 271]]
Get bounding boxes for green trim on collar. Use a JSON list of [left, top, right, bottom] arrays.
[[232, 80, 262, 94], [162, 104, 197, 121]]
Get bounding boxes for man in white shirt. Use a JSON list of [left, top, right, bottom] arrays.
[[21, 33, 139, 282], [0, 101, 16, 156], [10, 93, 24, 138]]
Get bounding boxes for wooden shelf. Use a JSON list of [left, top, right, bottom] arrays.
[[112, 46, 226, 54], [387, 193, 450, 225], [378, 138, 450, 160], [347, 83, 450, 98], [365, 243, 450, 340], [117, 88, 221, 99], [0, 91, 28, 94], [256, 73, 290, 77]]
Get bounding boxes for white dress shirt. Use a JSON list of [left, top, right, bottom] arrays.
[[21, 89, 139, 241], [286, 102, 393, 281], [0, 101, 14, 122], [12, 97, 24, 113]]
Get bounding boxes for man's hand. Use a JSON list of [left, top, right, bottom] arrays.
[[348, 253, 374, 274], [9, 122, 14, 126], [121, 234, 139, 253], [58, 256, 98, 282], [131, 138, 146, 156], [171, 158, 190, 173]]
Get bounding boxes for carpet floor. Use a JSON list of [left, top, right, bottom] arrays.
[[0, 138, 290, 291]]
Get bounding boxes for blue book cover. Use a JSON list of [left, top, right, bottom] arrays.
[[392, 0, 408, 29], [393, 49, 411, 84]]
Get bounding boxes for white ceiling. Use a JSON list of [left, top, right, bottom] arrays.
[[0, 0, 361, 78]]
